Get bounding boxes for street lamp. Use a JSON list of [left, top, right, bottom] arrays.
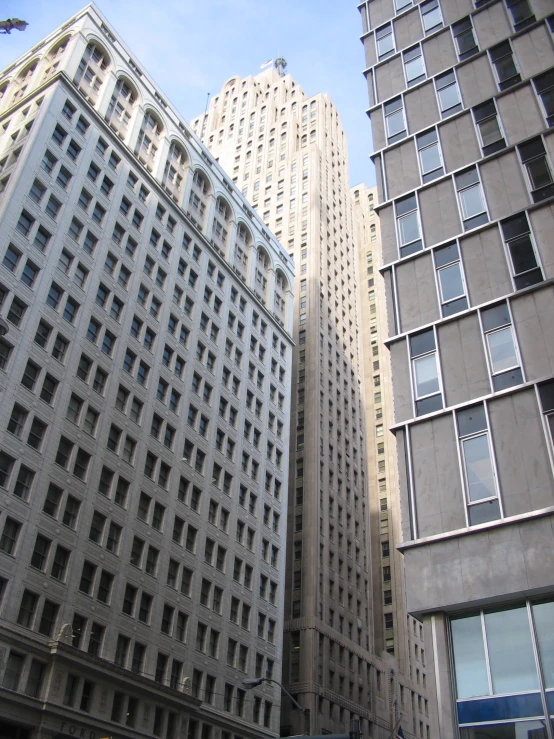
[[242, 678, 310, 736]]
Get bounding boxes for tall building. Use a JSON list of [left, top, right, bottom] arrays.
[[192, 67, 429, 739], [360, 0, 554, 736], [0, 6, 295, 739], [353, 183, 429, 737]]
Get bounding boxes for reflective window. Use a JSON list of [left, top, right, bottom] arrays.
[[410, 329, 443, 416], [384, 97, 406, 144], [481, 302, 523, 390], [455, 167, 488, 230], [403, 45, 425, 87], [500, 212, 543, 289], [473, 99, 506, 156], [376, 23, 395, 60], [420, 0, 443, 33], [435, 70, 463, 117], [434, 242, 468, 316], [452, 600, 554, 738], [452, 17, 478, 60], [489, 41, 521, 91], [416, 128, 443, 182], [533, 70, 554, 128], [457, 404, 500, 524], [395, 193, 422, 257], [518, 137, 554, 203]]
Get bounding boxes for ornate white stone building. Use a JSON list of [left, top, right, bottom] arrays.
[[0, 6, 294, 739]]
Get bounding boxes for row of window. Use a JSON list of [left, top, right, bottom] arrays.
[[410, 300, 524, 417], [393, 155, 549, 287]]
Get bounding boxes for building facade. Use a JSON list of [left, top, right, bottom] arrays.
[[192, 67, 429, 739], [0, 6, 294, 739], [360, 0, 554, 735], [353, 183, 429, 737]]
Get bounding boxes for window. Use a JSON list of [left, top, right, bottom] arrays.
[[376, 23, 395, 59], [7, 297, 27, 326], [518, 137, 554, 203], [434, 242, 468, 316], [490, 41, 521, 91], [481, 302, 523, 391], [395, 193, 422, 257], [452, 16, 478, 60], [455, 167, 488, 230], [421, 0, 442, 32], [473, 99, 506, 156], [416, 128, 443, 182], [500, 212, 543, 290], [533, 71, 554, 128], [505, 0, 535, 32], [457, 403, 500, 525], [435, 70, 462, 117], [410, 328, 443, 416], [403, 45, 425, 87]]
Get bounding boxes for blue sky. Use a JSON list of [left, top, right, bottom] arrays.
[[0, 0, 376, 187]]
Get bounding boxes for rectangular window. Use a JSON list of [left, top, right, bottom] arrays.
[[518, 136, 554, 203], [435, 70, 462, 117], [403, 45, 425, 87], [489, 40, 521, 91], [505, 0, 535, 32], [376, 23, 395, 60], [452, 16, 478, 60], [457, 403, 500, 525], [416, 128, 443, 182], [420, 0, 442, 33], [410, 328, 443, 416], [395, 193, 422, 257], [473, 99, 506, 156], [434, 242, 468, 316], [500, 212, 543, 290], [455, 167, 488, 230], [481, 302, 523, 390], [533, 71, 554, 128]]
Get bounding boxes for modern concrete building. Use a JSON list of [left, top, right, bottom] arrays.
[[0, 6, 295, 739], [192, 67, 430, 739], [360, 0, 554, 735], [353, 183, 429, 736]]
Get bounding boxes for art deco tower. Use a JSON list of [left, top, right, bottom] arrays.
[[192, 68, 375, 737]]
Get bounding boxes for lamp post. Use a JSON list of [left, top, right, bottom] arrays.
[[242, 677, 310, 736]]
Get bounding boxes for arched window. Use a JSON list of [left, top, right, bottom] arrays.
[[274, 268, 288, 326], [43, 38, 70, 82], [12, 61, 38, 104], [211, 196, 232, 254], [188, 169, 210, 229], [74, 42, 110, 103], [233, 223, 251, 281], [163, 142, 187, 201], [255, 248, 271, 304], [106, 77, 137, 137], [135, 110, 163, 171]]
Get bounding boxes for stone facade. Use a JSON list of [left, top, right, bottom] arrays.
[[0, 6, 294, 739]]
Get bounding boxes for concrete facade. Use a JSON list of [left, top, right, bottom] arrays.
[[0, 7, 294, 739], [360, 0, 554, 736]]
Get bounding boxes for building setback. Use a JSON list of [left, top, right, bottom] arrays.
[[192, 67, 430, 738], [360, 0, 554, 736], [0, 6, 294, 739]]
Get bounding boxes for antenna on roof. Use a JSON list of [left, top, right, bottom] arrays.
[[274, 57, 287, 77]]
